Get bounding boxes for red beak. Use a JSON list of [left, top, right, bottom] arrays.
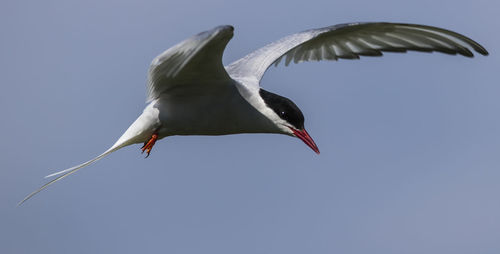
[[291, 128, 320, 154]]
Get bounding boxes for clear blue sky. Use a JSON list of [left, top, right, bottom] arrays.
[[1, 0, 498, 253]]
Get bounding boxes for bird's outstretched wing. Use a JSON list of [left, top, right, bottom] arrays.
[[226, 22, 488, 85], [146, 25, 234, 102]]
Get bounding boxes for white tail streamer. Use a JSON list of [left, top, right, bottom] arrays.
[[18, 109, 157, 206], [18, 145, 124, 206]]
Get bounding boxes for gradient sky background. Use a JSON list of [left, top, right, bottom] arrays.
[[1, 0, 499, 253]]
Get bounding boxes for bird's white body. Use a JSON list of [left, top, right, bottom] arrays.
[[152, 81, 282, 137], [20, 22, 487, 204]]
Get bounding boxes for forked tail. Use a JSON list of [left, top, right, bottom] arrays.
[[45, 147, 119, 179], [18, 111, 156, 206], [18, 142, 128, 206]]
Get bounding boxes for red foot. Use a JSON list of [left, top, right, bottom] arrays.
[[141, 133, 158, 158]]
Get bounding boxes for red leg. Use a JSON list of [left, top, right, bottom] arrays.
[[141, 133, 158, 158]]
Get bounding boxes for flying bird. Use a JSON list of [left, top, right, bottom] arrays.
[[20, 22, 488, 204]]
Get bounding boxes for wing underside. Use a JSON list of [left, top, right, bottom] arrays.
[[146, 25, 235, 102], [226, 22, 488, 84]]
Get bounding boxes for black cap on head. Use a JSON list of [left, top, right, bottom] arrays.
[[259, 89, 304, 130]]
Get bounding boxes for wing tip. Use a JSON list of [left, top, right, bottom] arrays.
[[476, 46, 489, 56]]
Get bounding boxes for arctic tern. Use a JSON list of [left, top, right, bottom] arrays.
[[20, 22, 488, 205]]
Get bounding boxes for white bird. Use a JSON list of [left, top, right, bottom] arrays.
[[20, 22, 488, 205]]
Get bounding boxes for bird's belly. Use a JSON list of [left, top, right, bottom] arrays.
[[154, 85, 278, 136]]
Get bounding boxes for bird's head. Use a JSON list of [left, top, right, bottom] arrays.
[[259, 89, 320, 154]]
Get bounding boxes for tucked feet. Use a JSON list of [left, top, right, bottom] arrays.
[[141, 133, 158, 158]]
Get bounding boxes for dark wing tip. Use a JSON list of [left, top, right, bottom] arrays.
[[217, 25, 234, 34], [467, 39, 488, 56], [460, 47, 474, 57], [476, 46, 489, 56]]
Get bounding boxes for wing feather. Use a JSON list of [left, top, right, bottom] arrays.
[[226, 22, 488, 86], [146, 25, 234, 102]]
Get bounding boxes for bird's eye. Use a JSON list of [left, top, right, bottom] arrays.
[[280, 111, 286, 117]]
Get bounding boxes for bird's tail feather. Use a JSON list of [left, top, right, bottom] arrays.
[[18, 132, 145, 206], [18, 110, 156, 206], [18, 144, 125, 206], [45, 148, 117, 179]]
